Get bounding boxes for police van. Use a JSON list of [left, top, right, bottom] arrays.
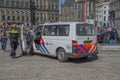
[[21, 22, 98, 62]]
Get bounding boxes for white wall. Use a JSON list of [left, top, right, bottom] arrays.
[[98, 2, 109, 27]]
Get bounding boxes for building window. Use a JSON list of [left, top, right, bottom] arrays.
[[37, 13, 39, 15], [40, 5, 42, 10], [12, 16, 15, 21], [7, 16, 10, 20], [21, 1, 24, 8], [25, 2, 29, 8], [26, 17, 29, 21], [104, 11, 106, 14], [2, 15, 5, 20], [56, 17, 58, 21], [36, 17, 39, 22], [48, 17, 50, 21], [0, 0, 4, 6], [104, 16, 106, 21], [6, 0, 9, 6], [16, 1, 19, 8], [22, 16, 24, 21], [11, 0, 15, 7], [41, 17, 43, 21], [48, 4, 50, 9], [17, 16, 20, 21]]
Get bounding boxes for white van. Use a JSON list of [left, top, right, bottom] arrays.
[[21, 22, 98, 62]]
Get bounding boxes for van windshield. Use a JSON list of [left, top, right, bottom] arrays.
[[76, 24, 95, 36]]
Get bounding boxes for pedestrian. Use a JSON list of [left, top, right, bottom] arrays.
[[0, 30, 2, 50], [113, 36, 120, 44], [24, 27, 34, 55], [8, 24, 20, 58], [27, 27, 35, 55], [25, 28, 31, 48], [103, 33, 110, 44], [1, 31, 8, 51]]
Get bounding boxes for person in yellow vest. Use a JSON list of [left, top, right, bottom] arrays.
[[8, 24, 20, 58]]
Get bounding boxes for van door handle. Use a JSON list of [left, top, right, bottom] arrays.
[[46, 42, 53, 45]]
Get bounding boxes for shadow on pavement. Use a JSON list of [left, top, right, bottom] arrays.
[[68, 54, 98, 64], [14, 52, 98, 63], [34, 53, 98, 63], [34, 53, 57, 60], [14, 52, 57, 60]]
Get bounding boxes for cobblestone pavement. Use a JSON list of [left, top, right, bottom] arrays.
[[0, 44, 120, 80]]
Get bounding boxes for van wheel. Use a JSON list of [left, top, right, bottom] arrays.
[[82, 56, 88, 59], [57, 49, 68, 62]]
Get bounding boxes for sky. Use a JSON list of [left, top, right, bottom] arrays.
[[59, 0, 65, 4], [59, 0, 65, 14]]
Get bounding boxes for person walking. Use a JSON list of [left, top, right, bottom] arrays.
[[1, 31, 8, 51], [0, 30, 2, 50], [8, 24, 20, 58], [25, 28, 34, 55], [103, 33, 110, 44]]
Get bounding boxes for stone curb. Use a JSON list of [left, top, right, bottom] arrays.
[[98, 44, 120, 50]]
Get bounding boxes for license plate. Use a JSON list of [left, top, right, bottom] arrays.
[[84, 41, 92, 45]]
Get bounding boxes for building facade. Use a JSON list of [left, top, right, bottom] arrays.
[[109, 0, 120, 27], [95, 3, 99, 26], [97, 2, 109, 27], [59, 0, 75, 22], [0, 0, 59, 25], [60, 0, 95, 24]]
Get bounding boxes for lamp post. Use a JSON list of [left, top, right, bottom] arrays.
[[84, 0, 87, 23]]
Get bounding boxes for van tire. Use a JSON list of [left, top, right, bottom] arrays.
[[57, 49, 68, 62], [82, 56, 88, 59]]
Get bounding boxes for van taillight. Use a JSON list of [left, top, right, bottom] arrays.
[[72, 40, 78, 47]]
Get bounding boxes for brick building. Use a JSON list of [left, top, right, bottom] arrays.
[[0, 0, 59, 25], [60, 0, 95, 24], [109, 0, 120, 27]]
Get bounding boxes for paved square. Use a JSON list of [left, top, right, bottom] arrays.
[[0, 45, 120, 80]]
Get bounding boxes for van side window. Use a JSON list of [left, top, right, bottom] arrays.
[[57, 25, 69, 36], [43, 26, 56, 36], [43, 25, 70, 36], [34, 26, 42, 39], [76, 24, 95, 36]]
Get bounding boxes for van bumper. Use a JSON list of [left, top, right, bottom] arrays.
[[68, 51, 98, 58]]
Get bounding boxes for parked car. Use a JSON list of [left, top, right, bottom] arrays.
[[97, 28, 119, 43]]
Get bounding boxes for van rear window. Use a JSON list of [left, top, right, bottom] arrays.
[[76, 24, 95, 36], [43, 25, 70, 36]]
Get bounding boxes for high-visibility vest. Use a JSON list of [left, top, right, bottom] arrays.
[[8, 29, 20, 34]]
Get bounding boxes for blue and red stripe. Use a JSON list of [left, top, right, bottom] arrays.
[[80, 45, 90, 54], [77, 44, 90, 55]]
